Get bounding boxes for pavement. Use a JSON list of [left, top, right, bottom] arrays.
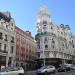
[[24, 70, 75, 75], [51, 70, 75, 75], [24, 70, 36, 75]]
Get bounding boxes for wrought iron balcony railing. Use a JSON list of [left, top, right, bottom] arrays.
[[0, 50, 8, 53]]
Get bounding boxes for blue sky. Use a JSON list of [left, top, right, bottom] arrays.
[[0, 0, 75, 37]]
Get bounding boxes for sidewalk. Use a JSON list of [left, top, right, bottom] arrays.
[[24, 70, 36, 75]]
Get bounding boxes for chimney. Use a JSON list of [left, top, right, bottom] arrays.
[[26, 31, 31, 36]]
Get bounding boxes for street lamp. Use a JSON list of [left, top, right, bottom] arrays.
[[43, 48, 45, 66]]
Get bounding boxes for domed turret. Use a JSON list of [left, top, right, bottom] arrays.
[[36, 6, 52, 33]]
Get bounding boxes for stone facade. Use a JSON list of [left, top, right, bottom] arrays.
[[35, 6, 75, 68], [0, 12, 16, 69]]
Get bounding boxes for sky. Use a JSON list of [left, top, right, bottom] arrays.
[[0, 0, 75, 37]]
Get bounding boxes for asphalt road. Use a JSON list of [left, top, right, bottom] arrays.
[[24, 70, 75, 75], [51, 70, 75, 75]]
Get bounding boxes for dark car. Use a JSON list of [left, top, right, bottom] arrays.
[[57, 65, 66, 72], [64, 64, 72, 71], [57, 64, 72, 72]]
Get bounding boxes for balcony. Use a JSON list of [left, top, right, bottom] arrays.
[[0, 50, 7, 53], [11, 40, 14, 43]]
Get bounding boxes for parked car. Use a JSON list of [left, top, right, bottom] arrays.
[[0, 66, 24, 75], [64, 64, 72, 71], [70, 64, 75, 70], [37, 65, 56, 75], [57, 65, 66, 72], [57, 64, 72, 72]]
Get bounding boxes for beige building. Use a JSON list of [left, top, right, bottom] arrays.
[[35, 6, 75, 68], [0, 12, 16, 69]]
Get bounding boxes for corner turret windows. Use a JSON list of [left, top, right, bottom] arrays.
[[43, 21, 48, 32], [43, 25, 47, 29], [51, 39, 55, 48], [43, 21, 47, 24]]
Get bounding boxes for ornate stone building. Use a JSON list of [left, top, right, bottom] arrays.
[[0, 12, 16, 69], [35, 6, 75, 68]]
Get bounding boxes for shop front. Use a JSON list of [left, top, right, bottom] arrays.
[[0, 56, 6, 70]]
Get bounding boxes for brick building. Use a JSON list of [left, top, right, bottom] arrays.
[[15, 26, 37, 70]]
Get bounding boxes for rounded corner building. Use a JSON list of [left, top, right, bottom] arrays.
[[35, 6, 75, 68]]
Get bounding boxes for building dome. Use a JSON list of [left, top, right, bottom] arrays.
[[38, 5, 51, 17]]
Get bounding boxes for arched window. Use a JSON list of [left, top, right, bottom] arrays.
[[45, 44, 48, 49]]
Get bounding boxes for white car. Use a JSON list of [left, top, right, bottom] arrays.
[[0, 67, 24, 75], [37, 65, 56, 75]]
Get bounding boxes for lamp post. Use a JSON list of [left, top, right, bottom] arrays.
[[43, 48, 45, 66]]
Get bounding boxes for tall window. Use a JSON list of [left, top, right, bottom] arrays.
[[43, 25, 47, 29], [38, 45, 40, 49], [4, 44, 6, 51], [73, 44, 74, 48], [51, 39, 55, 48], [45, 45, 48, 49], [52, 40, 55, 43], [11, 46, 13, 53], [11, 36, 14, 43], [0, 32, 3, 40], [44, 37, 48, 43], [66, 42, 67, 49], [38, 52, 40, 57], [43, 21, 47, 31], [5, 35, 8, 41], [0, 43, 2, 50], [72, 40, 73, 43], [52, 45, 55, 48]]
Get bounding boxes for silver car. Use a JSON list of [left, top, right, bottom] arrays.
[[0, 67, 24, 75], [37, 65, 56, 75]]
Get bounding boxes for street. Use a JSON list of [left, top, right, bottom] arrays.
[[52, 70, 75, 75], [24, 70, 75, 75]]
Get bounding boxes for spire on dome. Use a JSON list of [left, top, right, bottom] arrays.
[[40, 5, 47, 11], [38, 5, 51, 17]]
